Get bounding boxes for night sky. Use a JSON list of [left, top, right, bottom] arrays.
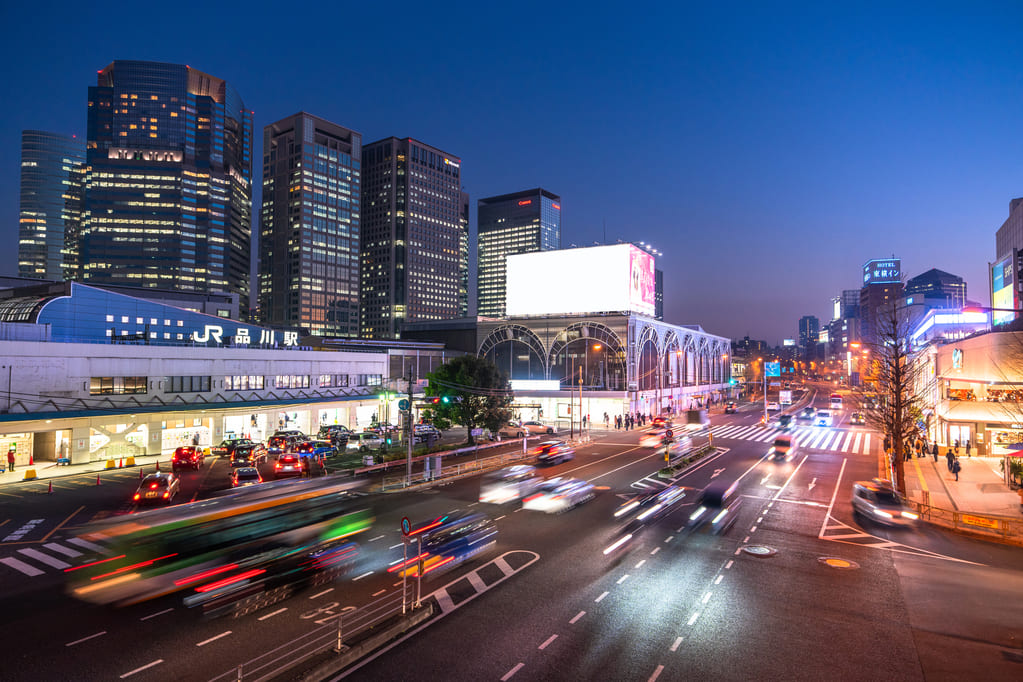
[[3, 1, 1021, 345]]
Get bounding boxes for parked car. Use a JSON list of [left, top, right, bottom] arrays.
[[724, 401, 737, 414], [172, 446, 204, 472], [522, 477, 595, 513], [851, 479, 918, 526], [296, 440, 336, 459], [317, 424, 352, 444], [133, 472, 180, 505], [274, 453, 307, 478], [211, 438, 255, 459], [267, 434, 303, 455], [230, 467, 263, 487], [346, 432, 385, 452], [532, 440, 575, 465], [499, 421, 554, 438], [231, 442, 268, 467], [367, 422, 399, 435], [414, 424, 442, 443]]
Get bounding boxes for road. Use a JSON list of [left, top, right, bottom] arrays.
[[1, 390, 1021, 680]]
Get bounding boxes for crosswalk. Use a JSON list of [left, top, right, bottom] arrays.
[[712, 424, 874, 456], [0, 534, 111, 578]]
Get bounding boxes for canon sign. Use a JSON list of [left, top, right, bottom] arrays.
[[108, 148, 184, 163]]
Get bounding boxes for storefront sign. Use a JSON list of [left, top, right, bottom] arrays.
[[961, 514, 999, 530], [191, 325, 299, 347]]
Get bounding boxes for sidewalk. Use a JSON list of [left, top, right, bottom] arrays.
[[902, 452, 1023, 519], [0, 454, 166, 486]]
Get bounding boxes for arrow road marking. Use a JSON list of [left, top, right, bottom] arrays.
[[711, 468, 726, 479], [808, 477, 817, 491]]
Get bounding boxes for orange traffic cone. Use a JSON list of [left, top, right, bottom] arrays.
[[48, 481, 53, 494], [118, 458, 123, 468], [96, 473, 101, 486], [29, 454, 34, 466], [155, 461, 160, 472]]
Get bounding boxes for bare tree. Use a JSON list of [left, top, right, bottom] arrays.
[[852, 301, 928, 494]]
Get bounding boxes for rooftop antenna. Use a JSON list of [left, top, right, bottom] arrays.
[[603, 218, 606, 245]]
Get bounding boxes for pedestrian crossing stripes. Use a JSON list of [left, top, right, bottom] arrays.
[[713, 424, 873, 455], [1, 534, 113, 578]]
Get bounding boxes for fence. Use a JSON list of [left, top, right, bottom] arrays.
[[380, 445, 534, 491], [908, 499, 1023, 545], [208, 583, 419, 682]]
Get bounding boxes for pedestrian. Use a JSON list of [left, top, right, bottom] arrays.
[[952, 457, 961, 481], [6, 448, 13, 473], [932, 442, 939, 463], [946, 449, 954, 471], [965, 439, 971, 457], [954, 439, 960, 455], [604, 412, 609, 428]]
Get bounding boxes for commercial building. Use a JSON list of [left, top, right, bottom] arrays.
[[798, 315, 819, 348], [904, 268, 966, 308], [18, 131, 85, 281], [477, 188, 561, 317], [859, 258, 903, 346], [992, 199, 1023, 325], [259, 113, 361, 336], [0, 282, 453, 468], [360, 137, 464, 338], [77, 60, 253, 316]]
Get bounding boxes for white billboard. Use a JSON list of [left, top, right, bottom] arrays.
[[506, 244, 656, 317]]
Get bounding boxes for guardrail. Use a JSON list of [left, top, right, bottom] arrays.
[[908, 500, 1023, 545], [380, 447, 534, 492], [209, 583, 419, 682]]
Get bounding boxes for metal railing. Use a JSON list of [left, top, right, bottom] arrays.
[[908, 499, 1023, 544], [209, 582, 417, 682], [380, 446, 533, 491]]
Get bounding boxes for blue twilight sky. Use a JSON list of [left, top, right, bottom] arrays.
[[1, 0, 1021, 345]]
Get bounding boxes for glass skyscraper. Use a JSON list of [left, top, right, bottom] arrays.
[[360, 137, 464, 338], [259, 113, 361, 337], [78, 60, 253, 316], [477, 188, 561, 317], [18, 131, 85, 280]]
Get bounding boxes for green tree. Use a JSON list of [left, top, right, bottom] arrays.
[[423, 355, 514, 445]]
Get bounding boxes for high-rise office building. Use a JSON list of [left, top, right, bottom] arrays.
[[360, 137, 464, 338], [18, 131, 85, 280], [992, 198, 1023, 325], [477, 188, 561, 317], [259, 113, 361, 336], [459, 191, 470, 318], [904, 268, 966, 306], [798, 315, 819, 347], [78, 60, 253, 315], [859, 258, 903, 345]]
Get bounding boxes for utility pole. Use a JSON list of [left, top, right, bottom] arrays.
[[406, 366, 415, 487], [578, 366, 584, 437]]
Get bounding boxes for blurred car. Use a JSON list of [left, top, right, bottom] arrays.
[[133, 472, 180, 505], [687, 481, 742, 535], [389, 513, 498, 578], [768, 434, 795, 462], [230, 442, 268, 467], [272, 428, 305, 440], [308, 440, 337, 458], [777, 414, 793, 430], [414, 424, 442, 443], [274, 453, 306, 478], [346, 432, 384, 452], [815, 409, 833, 427], [533, 440, 575, 465], [498, 422, 528, 438], [267, 434, 303, 456], [230, 466, 263, 487], [367, 422, 399, 435], [766, 401, 780, 411], [479, 465, 542, 504], [724, 401, 737, 414], [851, 479, 918, 526], [640, 426, 672, 448], [614, 485, 687, 534], [171, 446, 204, 472], [798, 406, 815, 421], [522, 477, 595, 513], [850, 412, 866, 425], [651, 416, 670, 428], [211, 438, 255, 459]]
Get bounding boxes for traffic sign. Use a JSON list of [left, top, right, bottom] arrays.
[[401, 517, 411, 536], [398, 399, 410, 411]]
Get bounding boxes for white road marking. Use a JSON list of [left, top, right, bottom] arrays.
[[760, 474, 771, 485], [687, 611, 701, 626], [0, 557, 44, 576], [863, 433, 872, 452], [495, 515, 507, 521], [18, 548, 70, 569], [750, 526, 757, 532], [352, 571, 373, 581], [570, 610, 586, 624], [538, 634, 558, 650], [595, 591, 609, 602], [714, 575, 723, 585], [44, 542, 82, 558], [853, 432, 863, 453], [650, 547, 660, 556], [466, 571, 487, 592], [140, 608, 173, 621], [734, 547, 742, 555], [743, 536, 750, 543], [119, 660, 163, 678], [372, 589, 387, 597], [702, 591, 712, 604], [66, 631, 106, 646], [468, 502, 478, 507], [841, 433, 854, 453], [664, 535, 673, 543], [513, 507, 523, 512], [617, 574, 630, 584], [67, 537, 106, 553], [649, 664, 665, 681], [368, 535, 385, 542], [670, 636, 683, 651], [389, 543, 404, 550], [725, 560, 733, 569], [196, 630, 232, 646], [501, 663, 524, 681], [435, 589, 456, 613], [756, 517, 763, 523], [819, 457, 848, 539], [635, 559, 646, 569], [257, 608, 288, 621], [309, 588, 334, 599]]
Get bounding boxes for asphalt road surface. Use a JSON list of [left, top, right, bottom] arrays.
[[1, 390, 1021, 681]]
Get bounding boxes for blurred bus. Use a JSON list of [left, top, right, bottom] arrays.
[[66, 478, 372, 610]]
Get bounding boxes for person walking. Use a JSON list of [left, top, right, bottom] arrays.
[[932, 442, 939, 463], [946, 449, 954, 471], [952, 456, 961, 481], [965, 439, 971, 457]]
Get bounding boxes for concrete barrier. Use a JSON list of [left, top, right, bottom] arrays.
[[104, 459, 116, 469], [22, 468, 37, 480], [125, 456, 136, 466]]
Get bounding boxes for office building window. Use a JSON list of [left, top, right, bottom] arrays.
[[90, 376, 148, 395], [166, 376, 212, 393]]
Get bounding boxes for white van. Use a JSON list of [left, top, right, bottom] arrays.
[[815, 409, 833, 427]]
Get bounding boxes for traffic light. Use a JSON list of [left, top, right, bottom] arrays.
[[441, 396, 450, 404], [429, 397, 441, 405]]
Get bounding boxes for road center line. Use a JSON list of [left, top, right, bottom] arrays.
[[649, 664, 665, 681], [352, 571, 373, 581], [650, 547, 660, 556], [617, 574, 630, 584], [257, 608, 288, 621], [119, 660, 163, 679], [495, 515, 507, 521], [66, 631, 106, 647], [309, 588, 334, 599], [702, 591, 712, 604], [743, 536, 750, 543], [664, 535, 673, 543], [570, 610, 586, 624], [196, 631, 232, 647], [538, 634, 558, 650], [501, 662, 524, 680], [139, 608, 173, 621], [714, 575, 723, 585], [372, 589, 387, 597], [634, 559, 646, 569], [670, 636, 683, 652], [368, 535, 385, 542], [595, 591, 609, 602], [389, 543, 404, 549], [687, 611, 700, 626]]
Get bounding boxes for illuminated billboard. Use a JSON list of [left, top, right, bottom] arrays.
[[506, 244, 656, 317], [863, 258, 901, 285], [992, 256, 1016, 324]]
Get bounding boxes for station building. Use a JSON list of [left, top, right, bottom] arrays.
[[0, 281, 454, 468]]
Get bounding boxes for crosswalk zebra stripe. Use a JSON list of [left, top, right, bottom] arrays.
[[756, 431, 778, 442], [863, 434, 871, 452], [67, 537, 107, 553], [715, 426, 742, 438], [809, 431, 829, 449], [841, 433, 854, 452], [820, 433, 837, 450], [44, 543, 82, 558], [17, 548, 71, 569], [853, 432, 863, 453], [0, 557, 44, 577]]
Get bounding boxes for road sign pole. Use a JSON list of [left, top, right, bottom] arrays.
[[402, 535, 408, 614]]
